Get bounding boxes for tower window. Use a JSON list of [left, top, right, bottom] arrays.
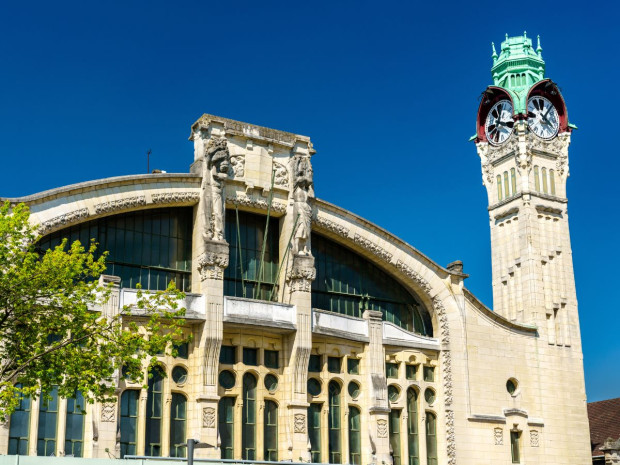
[[549, 169, 556, 195], [542, 167, 548, 193], [534, 166, 540, 192], [504, 171, 510, 198], [497, 175, 503, 201], [511, 168, 517, 195]]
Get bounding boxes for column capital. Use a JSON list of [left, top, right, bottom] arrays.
[[197, 240, 229, 281]]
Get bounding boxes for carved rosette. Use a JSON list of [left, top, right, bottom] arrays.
[[286, 257, 316, 293], [197, 251, 229, 281]]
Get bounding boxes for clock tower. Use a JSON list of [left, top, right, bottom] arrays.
[[474, 33, 579, 347]]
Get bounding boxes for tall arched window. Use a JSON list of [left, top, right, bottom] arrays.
[[264, 400, 278, 461], [497, 175, 503, 201], [407, 388, 419, 465], [8, 384, 30, 455], [389, 409, 402, 465], [218, 397, 235, 459], [542, 167, 548, 193], [65, 391, 85, 457], [145, 367, 164, 456], [349, 406, 361, 465], [426, 412, 438, 465], [308, 403, 322, 463], [120, 390, 139, 458], [37, 386, 58, 456], [549, 169, 556, 195], [510, 168, 517, 195], [328, 381, 342, 464], [242, 373, 257, 460], [504, 171, 510, 198], [170, 393, 187, 458], [312, 234, 432, 336], [534, 166, 540, 192]]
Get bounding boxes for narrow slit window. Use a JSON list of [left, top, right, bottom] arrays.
[[542, 167, 548, 193], [511, 168, 517, 195], [549, 169, 556, 195], [308, 404, 322, 463], [65, 391, 85, 457], [120, 390, 139, 458], [497, 175, 503, 201], [504, 171, 510, 198], [8, 384, 30, 455], [389, 409, 402, 465], [426, 412, 438, 465], [407, 389, 420, 465], [264, 400, 278, 461], [534, 166, 540, 192], [510, 431, 521, 463], [170, 394, 187, 458], [218, 397, 235, 459], [242, 373, 257, 460], [328, 381, 342, 463], [37, 385, 58, 456], [145, 367, 164, 457], [349, 407, 362, 465]]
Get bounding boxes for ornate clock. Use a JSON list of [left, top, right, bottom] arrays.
[[527, 96, 559, 140], [485, 100, 514, 145]]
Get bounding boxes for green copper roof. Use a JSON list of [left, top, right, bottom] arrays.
[[491, 32, 545, 114]]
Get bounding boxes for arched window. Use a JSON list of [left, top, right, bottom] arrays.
[[312, 234, 432, 336], [407, 389, 419, 465], [389, 409, 402, 465], [349, 406, 362, 465], [264, 400, 278, 461], [504, 171, 510, 198], [37, 385, 58, 456], [549, 169, 556, 195], [170, 393, 187, 458], [218, 397, 235, 459], [65, 391, 85, 457], [145, 366, 164, 456], [328, 381, 342, 463], [120, 390, 139, 458], [497, 175, 503, 201], [510, 168, 517, 195], [308, 403, 322, 463], [242, 373, 257, 460], [426, 412, 438, 465], [534, 166, 540, 192], [8, 384, 30, 455], [542, 167, 548, 193]]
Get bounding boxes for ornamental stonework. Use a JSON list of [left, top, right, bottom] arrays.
[[273, 161, 289, 188], [312, 215, 350, 238], [152, 191, 199, 204], [376, 419, 388, 438], [226, 195, 286, 214], [494, 427, 503, 445], [353, 233, 392, 263], [197, 252, 229, 281], [229, 155, 245, 178], [395, 260, 432, 294], [94, 195, 146, 215], [530, 430, 539, 447], [203, 407, 216, 428], [101, 404, 116, 422], [38, 207, 90, 234], [294, 414, 306, 433]]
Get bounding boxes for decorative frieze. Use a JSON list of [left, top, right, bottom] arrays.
[[101, 404, 116, 422], [395, 260, 432, 294], [197, 250, 229, 281], [38, 207, 89, 234], [294, 414, 306, 433], [226, 195, 286, 214], [353, 233, 393, 263], [151, 191, 199, 204], [312, 215, 350, 238], [94, 195, 146, 215]]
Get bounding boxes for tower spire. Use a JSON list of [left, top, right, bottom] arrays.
[[537, 34, 543, 56], [492, 42, 498, 62]]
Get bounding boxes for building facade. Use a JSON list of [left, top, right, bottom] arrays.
[[0, 35, 591, 464]]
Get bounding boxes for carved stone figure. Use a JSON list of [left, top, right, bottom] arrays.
[[202, 138, 230, 242], [291, 155, 314, 255]]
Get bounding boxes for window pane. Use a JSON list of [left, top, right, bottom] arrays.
[[219, 398, 235, 459], [37, 386, 58, 456], [308, 404, 322, 463], [8, 384, 30, 456], [120, 390, 139, 458], [242, 373, 257, 460], [511, 431, 520, 463], [406, 365, 417, 380], [349, 407, 361, 465], [65, 391, 84, 457], [264, 350, 279, 369], [220, 345, 236, 364], [309, 354, 322, 373], [389, 409, 402, 465], [264, 400, 278, 461], [328, 357, 342, 374], [328, 382, 341, 463], [426, 413, 437, 465], [243, 348, 258, 366], [347, 358, 360, 375], [170, 394, 187, 458], [386, 363, 399, 379], [145, 368, 164, 456], [423, 366, 434, 382], [407, 389, 419, 465]]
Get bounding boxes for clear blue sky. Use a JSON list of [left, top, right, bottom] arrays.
[[1, 1, 618, 401]]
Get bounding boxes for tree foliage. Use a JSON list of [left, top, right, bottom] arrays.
[[0, 202, 188, 420]]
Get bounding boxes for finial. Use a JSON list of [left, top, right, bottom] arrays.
[[524, 30, 527, 39], [505, 33, 508, 40], [536, 34, 543, 55], [492, 42, 498, 60]]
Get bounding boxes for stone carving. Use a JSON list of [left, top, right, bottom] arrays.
[[151, 191, 200, 204], [312, 215, 350, 238], [286, 256, 316, 293], [197, 251, 229, 281], [226, 195, 286, 214], [203, 407, 216, 428], [376, 419, 388, 438], [446, 409, 456, 465], [94, 196, 146, 215], [291, 154, 314, 255], [38, 207, 90, 234], [193, 129, 206, 160], [273, 161, 289, 187], [202, 138, 231, 242], [494, 427, 503, 445], [294, 414, 306, 433], [395, 260, 432, 294], [530, 430, 539, 447], [101, 404, 116, 422], [353, 233, 393, 263], [194, 114, 296, 146], [229, 155, 245, 178]]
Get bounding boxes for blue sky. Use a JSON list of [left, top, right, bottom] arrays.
[[1, 1, 618, 401]]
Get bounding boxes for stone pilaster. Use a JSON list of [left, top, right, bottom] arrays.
[[363, 310, 390, 465]]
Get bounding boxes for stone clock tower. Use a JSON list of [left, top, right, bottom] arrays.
[[474, 33, 579, 347]]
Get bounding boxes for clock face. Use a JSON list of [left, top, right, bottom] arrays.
[[485, 100, 514, 145], [527, 96, 559, 140]]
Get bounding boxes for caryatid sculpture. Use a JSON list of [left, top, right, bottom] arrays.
[[291, 154, 314, 256], [201, 138, 230, 242]]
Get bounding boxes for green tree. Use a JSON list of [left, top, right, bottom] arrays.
[[0, 202, 188, 420]]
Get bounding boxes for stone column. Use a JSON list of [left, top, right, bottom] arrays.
[[363, 310, 390, 465], [194, 240, 229, 457]]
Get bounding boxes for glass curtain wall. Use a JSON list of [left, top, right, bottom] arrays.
[[264, 400, 278, 461], [312, 233, 432, 336], [8, 384, 30, 455], [225, 210, 279, 300], [218, 397, 235, 459], [64, 392, 85, 457], [170, 394, 187, 458], [120, 390, 139, 458], [38, 208, 193, 291], [37, 386, 58, 456]]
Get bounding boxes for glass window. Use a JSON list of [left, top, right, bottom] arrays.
[[220, 345, 236, 365], [406, 365, 417, 380], [312, 233, 432, 336], [328, 357, 342, 374], [347, 358, 360, 375], [389, 409, 402, 465], [225, 210, 280, 300], [243, 348, 258, 366], [308, 404, 322, 463], [37, 208, 193, 292], [511, 431, 521, 463], [504, 171, 510, 198], [426, 412, 438, 465], [242, 373, 257, 460], [264, 374, 279, 393], [386, 362, 399, 379], [328, 382, 342, 464], [264, 350, 279, 369], [407, 389, 419, 465], [37, 385, 58, 456], [219, 370, 236, 389], [348, 381, 360, 400], [173, 342, 189, 359], [308, 378, 322, 397], [497, 175, 503, 201], [120, 390, 139, 458], [534, 166, 540, 192], [423, 366, 435, 382], [145, 367, 164, 456], [308, 354, 322, 373], [264, 400, 278, 461], [65, 391, 85, 457], [542, 167, 548, 193], [172, 366, 188, 385], [8, 384, 31, 455], [388, 385, 400, 403], [170, 394, 187, 458], [549, 169, 556, 195], [511, 168, 517, 195], [349, 407, 362, 465], [218, 397, 235, 459]]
